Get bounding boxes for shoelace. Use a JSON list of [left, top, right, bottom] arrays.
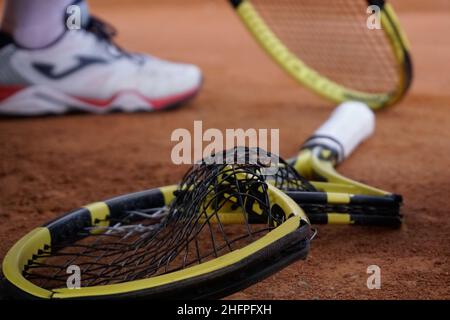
[[86, 16, 118, 41], [86, 16, 145, 64]]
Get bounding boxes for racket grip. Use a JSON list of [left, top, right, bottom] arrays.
[[303, 101, 375, 163]]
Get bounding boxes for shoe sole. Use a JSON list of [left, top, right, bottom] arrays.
[[0, 84, 201, 116]]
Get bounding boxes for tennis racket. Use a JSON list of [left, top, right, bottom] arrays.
[[230, 0, 413, 109], [1, 154, 313, 299]]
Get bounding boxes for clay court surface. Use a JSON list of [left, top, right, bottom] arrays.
[[0, 0, 449, 299]]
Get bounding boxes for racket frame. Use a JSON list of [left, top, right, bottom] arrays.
[[230, 0, 412, 109]]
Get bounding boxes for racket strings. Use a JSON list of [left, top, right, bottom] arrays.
[[23, 147, 281, 290], [249, 0, 400, 93]]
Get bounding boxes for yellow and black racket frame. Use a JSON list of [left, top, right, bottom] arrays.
[[229, 0, 413, 109], [285, 189, 402, 226], [1, 185, 311, 300]]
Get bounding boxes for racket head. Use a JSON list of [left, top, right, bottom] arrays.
[[230, 0, 412, 109], [2, 182, 311, 299]]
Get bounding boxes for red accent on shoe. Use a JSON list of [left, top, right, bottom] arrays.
[[72, 87, 200, 110], [0, 86, 24, 101], [148, 88, 199, 110]]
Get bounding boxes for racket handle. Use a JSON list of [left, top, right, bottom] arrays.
[[303, 101, 375, 163]]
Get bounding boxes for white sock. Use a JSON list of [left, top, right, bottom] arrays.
[[1, 0, 89, 49]]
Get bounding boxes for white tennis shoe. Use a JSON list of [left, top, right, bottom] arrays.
[[0, 17, 202, 116]]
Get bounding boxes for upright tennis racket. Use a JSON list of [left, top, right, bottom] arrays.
[[230, 0, 413, 109]]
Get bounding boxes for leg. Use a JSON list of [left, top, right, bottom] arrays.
[[1, 0, 74, 49]]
